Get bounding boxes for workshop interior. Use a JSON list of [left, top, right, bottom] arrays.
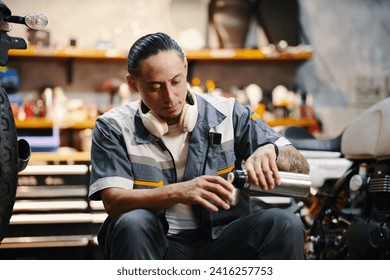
[[0, 0, 389, 260]]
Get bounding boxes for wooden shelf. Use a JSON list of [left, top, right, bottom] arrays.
[[266, 117, 317, 128], [186, 48, 313, 61], [15, 118, 95, 130], [8, 46, 127, 61], [30, 151, 90, 163], [8, 47, 127, 83], [9, 47, 312, 62]]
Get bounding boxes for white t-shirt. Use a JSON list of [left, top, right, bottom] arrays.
[[161, 124, 198, 235]]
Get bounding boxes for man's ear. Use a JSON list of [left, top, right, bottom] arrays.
[[126, 74, 138, 93], [183, 57, 188, 76]]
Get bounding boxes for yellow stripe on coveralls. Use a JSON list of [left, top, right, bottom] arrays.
[[134, 180, 164, 187], [251, 113, 260, 121], [216, 165, 235, 176]]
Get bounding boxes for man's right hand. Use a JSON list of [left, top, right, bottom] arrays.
[[171, 175, 234, 212]]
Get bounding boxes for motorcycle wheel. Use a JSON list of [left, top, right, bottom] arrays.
[[0, 82, 18, 243]]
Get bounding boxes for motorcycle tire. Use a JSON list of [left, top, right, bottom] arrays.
[[0, 82, 18, 243]]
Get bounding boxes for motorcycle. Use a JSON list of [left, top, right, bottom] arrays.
[[282, 97, 390, 259], [0, 1, 47, 242]]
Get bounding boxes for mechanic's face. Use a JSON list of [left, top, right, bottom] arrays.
[[128, 50, 188, 125]]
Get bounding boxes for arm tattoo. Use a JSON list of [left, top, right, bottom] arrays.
[[277, 145, 310, 174]]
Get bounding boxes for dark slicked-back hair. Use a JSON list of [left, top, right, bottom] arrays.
[[127, 32, 185, 77]]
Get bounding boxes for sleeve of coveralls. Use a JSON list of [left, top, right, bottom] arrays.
[[89, 117, 134, 201], [232, 101, 282, 161]]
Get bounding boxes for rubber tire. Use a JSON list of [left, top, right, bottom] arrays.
[[0, 82, 18, 243]]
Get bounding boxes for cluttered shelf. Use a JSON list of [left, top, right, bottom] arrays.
[[18, 116, 316, 163], [24, 117, 316, 163], [15, 116, 316, 130], [8, 46, 312, 84], [25, 117, 316, 163], [11, 46, 316, 158]]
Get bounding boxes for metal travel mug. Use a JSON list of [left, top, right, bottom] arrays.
[[228, 169, 312, 205]]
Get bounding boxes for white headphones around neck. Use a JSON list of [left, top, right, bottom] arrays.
[[139, 92, 199, 137]]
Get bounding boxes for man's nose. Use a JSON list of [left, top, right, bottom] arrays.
[[162, 85, 175, 102]]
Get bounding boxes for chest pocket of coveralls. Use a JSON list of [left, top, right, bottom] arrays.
[[203, 132, 235, 177]]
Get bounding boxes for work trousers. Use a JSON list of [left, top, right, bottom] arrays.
[[101, 208, 305, 260]]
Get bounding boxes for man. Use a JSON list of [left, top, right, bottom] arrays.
[[89, 32, 310, 260]]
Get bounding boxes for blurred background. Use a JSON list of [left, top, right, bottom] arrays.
[[6, 0, 390, 137]]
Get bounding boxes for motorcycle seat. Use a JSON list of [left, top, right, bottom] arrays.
[[281, 126, 341, 152]]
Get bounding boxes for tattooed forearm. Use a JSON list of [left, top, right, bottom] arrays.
[[276, 145, 310, 174]]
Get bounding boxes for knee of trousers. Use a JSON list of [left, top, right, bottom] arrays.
[[107, 209, 168, 259], [111, 209, 161, 238], [255, 208, 305, 235]]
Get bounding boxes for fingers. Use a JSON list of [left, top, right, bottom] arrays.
[[245, 145, 280, 191], [246, 162, 277, 191], [269, 157, 281, 186], [199, 189, 232, 212], [186, 176, 235, 212]]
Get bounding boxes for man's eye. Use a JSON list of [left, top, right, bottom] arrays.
[[150, 85, 161, 91]]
